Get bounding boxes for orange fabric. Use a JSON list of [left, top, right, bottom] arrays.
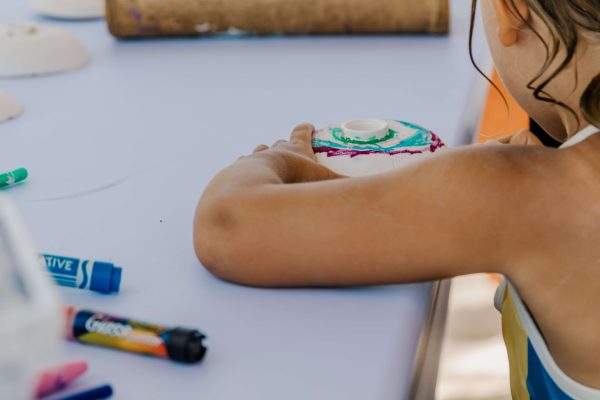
[[478, 70, 530, 143]]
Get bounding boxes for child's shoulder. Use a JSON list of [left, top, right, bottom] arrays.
[[501, 136, 600, 390]]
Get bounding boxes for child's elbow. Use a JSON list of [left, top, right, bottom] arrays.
[[193, 230, 226, 281], [193, 199, 262, 286], [194, 199, 234, 279]]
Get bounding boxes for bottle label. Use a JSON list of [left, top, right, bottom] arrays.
[[42, 254, 80, 288], [72, 310, 169, 358]]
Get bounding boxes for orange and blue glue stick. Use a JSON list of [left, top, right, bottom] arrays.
[[64, 306, 207, 364]]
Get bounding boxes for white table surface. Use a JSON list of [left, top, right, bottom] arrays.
[[0, 1, 491, 399]]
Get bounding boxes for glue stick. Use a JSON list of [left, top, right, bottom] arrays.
[[64, 306, 207, 364]]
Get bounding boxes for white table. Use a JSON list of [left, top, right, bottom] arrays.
[[0, 1, 491, 398]]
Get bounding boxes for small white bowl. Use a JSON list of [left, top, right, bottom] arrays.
[[0, 23, 89, 78]]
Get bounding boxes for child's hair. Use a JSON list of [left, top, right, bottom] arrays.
[[470, 0, 600, 132]]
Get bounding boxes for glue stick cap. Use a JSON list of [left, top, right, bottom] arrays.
[[166, 328, 207, 364], [89, 261, 122, 294]]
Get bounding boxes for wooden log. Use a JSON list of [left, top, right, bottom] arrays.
[[106, 0, 450, 38]]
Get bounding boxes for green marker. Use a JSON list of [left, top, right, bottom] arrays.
[[0, 168, 28, 189]]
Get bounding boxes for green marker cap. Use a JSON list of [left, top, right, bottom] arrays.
[[12, 168, 28, 182], [0, 167, 29, 188]]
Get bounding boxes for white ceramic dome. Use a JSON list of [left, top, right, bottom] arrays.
[[0, 23, 89, 78]]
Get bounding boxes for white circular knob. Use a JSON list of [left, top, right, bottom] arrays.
[[341, 118, 389, 142]]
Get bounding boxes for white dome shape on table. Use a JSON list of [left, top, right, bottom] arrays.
[[31, 0, 105, 20], [0, 23, 89, 78]]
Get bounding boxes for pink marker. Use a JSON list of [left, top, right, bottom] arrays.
[[35, 361, 88, 399]]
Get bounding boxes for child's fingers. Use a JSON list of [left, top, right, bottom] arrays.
[[497, 135, 513, 144], [484, 139, 502, 145], [498, 129, 542, 145], [516, 130, 542, 145], [497, 131, 527, 144], [253, 144, 269, 153], [508, 129, 533, 145], [524, 131, 542, 145], [272, 140, 288, 147], [289, 123, 315, 146]]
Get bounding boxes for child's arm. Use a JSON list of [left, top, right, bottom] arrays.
[[194, 124, 559, 287]]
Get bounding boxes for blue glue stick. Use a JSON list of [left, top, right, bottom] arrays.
[[41, 254, 122, 294]]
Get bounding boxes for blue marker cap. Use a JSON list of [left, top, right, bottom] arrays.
[[56, 384, 113, 400], [89, 262, 122, 294]]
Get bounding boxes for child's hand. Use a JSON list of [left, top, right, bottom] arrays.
[[240, 123, 343, 183], [484, 129, 542, 146], [194, 123, 343, 278]]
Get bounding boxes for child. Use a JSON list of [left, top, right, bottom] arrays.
[[194, 0, 600, 398]]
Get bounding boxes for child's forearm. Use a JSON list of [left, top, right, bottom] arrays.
[[195, 146, 546, 287]]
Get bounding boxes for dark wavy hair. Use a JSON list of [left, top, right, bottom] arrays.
[[469, 0, 600, 137]]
